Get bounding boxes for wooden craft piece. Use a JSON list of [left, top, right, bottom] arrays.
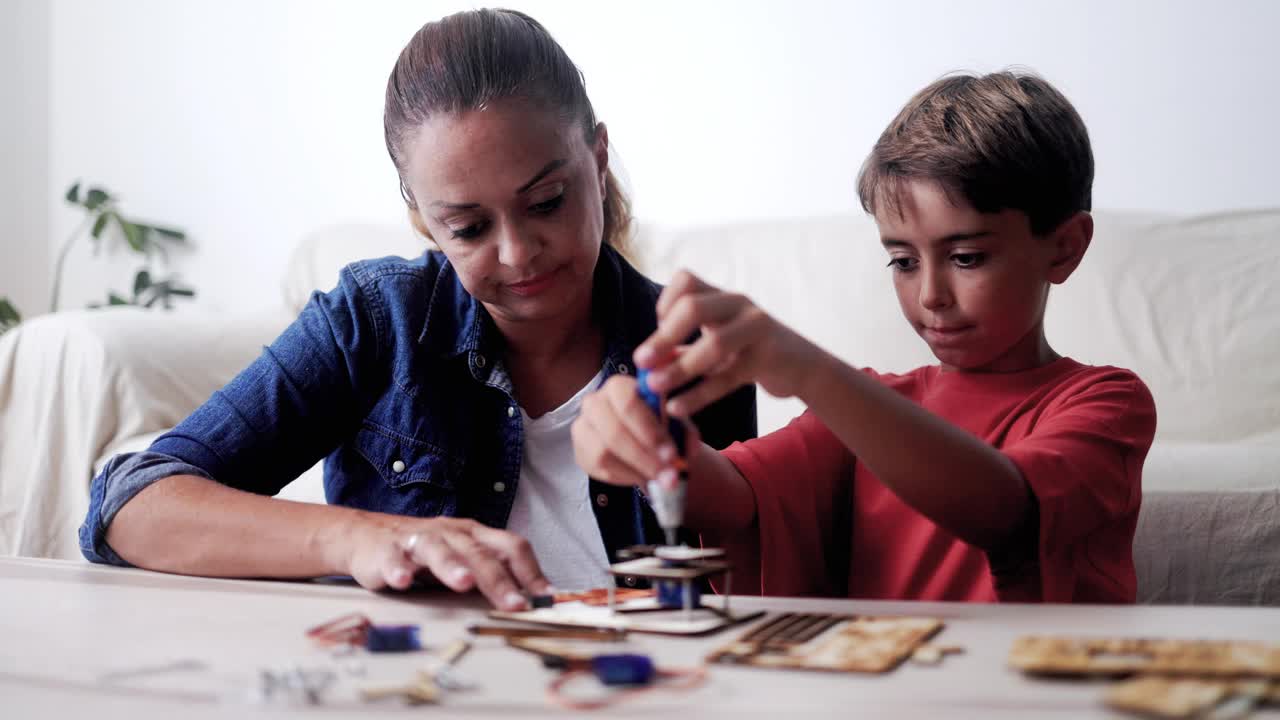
[[1105, 676, 1276, 719], [911, 644, 965, 666], [488, 586, 757, 635], [490, 595, 762, 636], [1008, 636, 1280, 678], [706, 613, 944, 673], [360, 672, 440, 705]]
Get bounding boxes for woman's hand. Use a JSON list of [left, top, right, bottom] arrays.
[[340, 515, 552, 611], [572, 374, 702, 488], [635, 270, 826, 415]]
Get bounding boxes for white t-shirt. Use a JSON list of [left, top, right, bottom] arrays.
[[505, 368, 613, 592]]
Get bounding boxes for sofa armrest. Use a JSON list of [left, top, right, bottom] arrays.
[[0, 306, 291, 559]]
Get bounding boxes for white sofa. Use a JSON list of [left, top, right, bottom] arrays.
[[2, 211, 1277, 604]]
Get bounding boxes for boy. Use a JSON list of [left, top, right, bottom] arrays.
[[571, 71, 1156, 603]]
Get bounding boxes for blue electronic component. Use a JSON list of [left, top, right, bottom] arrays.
[[590, 654, 656, 686], [656, 579, 701, 608], [364, 625, 422, 652]]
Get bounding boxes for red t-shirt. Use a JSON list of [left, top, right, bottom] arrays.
[[713, 357, 1157, 603]]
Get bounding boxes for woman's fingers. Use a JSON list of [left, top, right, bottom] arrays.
[[383, 519, 552, 611], [380, 549, 420, 590], [402, 530, 475, 592], [470, 524, 552, 595], [440, 527, 530, 611]]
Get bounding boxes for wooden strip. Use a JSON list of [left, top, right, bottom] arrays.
[[789, 614, 849, 645], [758, 613, 816, 648], [740, 613, 797, 644]]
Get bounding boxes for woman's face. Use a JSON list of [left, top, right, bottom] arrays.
[[401, 101, 609, 328]]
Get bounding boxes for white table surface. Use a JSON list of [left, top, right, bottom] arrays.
[[2, 556, 1277, 719]]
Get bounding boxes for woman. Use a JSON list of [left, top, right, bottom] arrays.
[[79, 8, 756, 611]]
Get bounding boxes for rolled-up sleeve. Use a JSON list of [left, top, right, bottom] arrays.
[[78, 451, 213, 566], [997, 374, 1157, 603]]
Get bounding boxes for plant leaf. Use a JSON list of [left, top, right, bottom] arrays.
[[90, 211, 111, 239], [167, 287, 195, 297], [120, 219, 145, 252], [85, 188, 111, 211], [0, 297, 21, 327], [65, 182, 81, 204], [107, 292, 131, 306], [137, 225, 154, 258], [150, 225, 186, 241], [133, 269, 153, 297]]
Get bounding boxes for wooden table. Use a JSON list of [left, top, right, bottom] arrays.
[[3, 556, 1277, 718]]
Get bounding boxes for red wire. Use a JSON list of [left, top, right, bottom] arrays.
[[304, 612, 372, 647]]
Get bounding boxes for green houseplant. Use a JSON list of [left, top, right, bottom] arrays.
[[0, 182, 195, 336]]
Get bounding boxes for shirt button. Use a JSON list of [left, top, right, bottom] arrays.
[[624, 576, 637, 587], [596, 493, 609, 508], [617, 363, 629, 375], [507, 405, 516, 418], [493, 481, 506, 493], [391, 460, 406, 473], [474, 354, 487, 369]]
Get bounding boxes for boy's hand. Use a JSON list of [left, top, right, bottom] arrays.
[[572, 374, 702, 488], [635, 270, 823, 415]]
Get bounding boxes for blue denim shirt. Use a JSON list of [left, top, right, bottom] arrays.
[[80, 245, 757, 572]]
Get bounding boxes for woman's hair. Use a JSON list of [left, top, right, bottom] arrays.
[[384, 8, 631, 252], [857, 70, 1093, 236]]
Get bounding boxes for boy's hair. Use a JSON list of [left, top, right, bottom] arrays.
[[857, 70, 1093, 236]]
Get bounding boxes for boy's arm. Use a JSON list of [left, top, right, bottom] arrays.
[[798, 349, 1033, 553], [634, 270, 1030, 552], [682, 440, 758, 532]]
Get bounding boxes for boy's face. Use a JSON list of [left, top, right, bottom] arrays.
[[875, 180, 1076, 373]]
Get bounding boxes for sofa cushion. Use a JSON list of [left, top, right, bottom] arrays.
[[634, 210, 1280, 488], [1050, 210, 1280, 449], [282, 222, 430, 315]]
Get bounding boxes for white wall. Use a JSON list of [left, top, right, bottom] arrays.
[[0, 0, 51, 320], [6, 0, 1279, 314]]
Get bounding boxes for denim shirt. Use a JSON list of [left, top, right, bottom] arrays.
[[80, 245, 757, 573]]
